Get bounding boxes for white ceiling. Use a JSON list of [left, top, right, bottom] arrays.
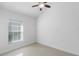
[[0, 2, 52, 18]]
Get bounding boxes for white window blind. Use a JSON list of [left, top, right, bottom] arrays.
[[8, 19, 23, 43]]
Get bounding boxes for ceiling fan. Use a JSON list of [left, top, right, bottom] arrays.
[[32, 2, 51, 11]]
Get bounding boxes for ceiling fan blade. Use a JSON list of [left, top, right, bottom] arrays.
[[32, 4, 39, 7], [44, 4, 51, 8], [40, 8, 42, 11], [44, 2, 47, 3]]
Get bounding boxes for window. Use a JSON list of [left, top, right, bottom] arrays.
[[8, 19, 23, 43]]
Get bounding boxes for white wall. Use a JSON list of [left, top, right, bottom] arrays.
[[37, 2, 79, 55], [0, 8, 36, 54]]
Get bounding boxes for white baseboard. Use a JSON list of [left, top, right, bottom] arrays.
[[37, 41, 78, 56], [0, 41, 35, 55]]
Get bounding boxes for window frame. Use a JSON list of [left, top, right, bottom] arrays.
[[8, 19, 23, 44]]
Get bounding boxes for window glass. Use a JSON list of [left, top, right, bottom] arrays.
[[8, 19, 23, 43]]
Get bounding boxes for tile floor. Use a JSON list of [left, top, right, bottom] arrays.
[[1, 43, 76, 56]]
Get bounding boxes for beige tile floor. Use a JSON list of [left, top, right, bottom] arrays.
[[1, 43, 76, 56]]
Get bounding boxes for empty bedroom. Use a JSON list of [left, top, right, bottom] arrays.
[[0, 2, 79, 56]]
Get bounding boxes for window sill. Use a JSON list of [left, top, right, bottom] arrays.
[[8, 39, 23, 44]]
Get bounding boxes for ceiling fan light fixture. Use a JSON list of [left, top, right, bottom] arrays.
[[39, 4, 44, 8]]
